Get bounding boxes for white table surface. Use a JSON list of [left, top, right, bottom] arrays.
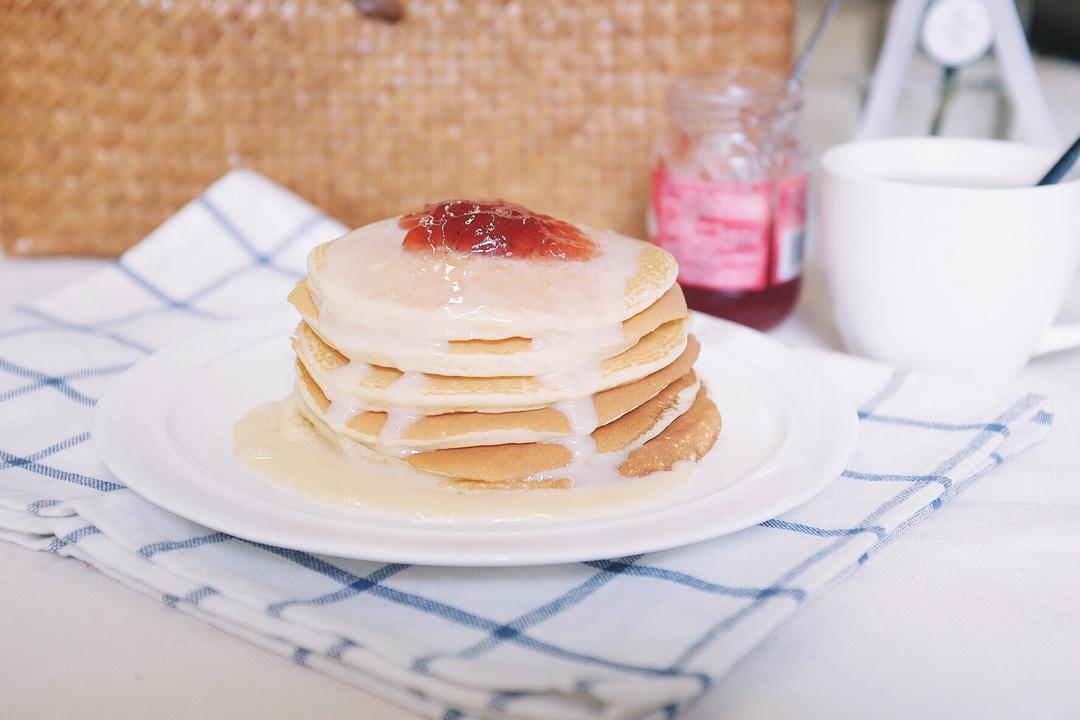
[[2, 254, 1079, 719], [10, 5, 1080, 712]]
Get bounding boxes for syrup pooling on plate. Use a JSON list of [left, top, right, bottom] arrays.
[[234, 399, 695, 522]]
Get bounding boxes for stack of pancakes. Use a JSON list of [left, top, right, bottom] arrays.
[[287, 200, 720, 489]]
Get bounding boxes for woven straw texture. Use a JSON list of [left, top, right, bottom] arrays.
[[0, 0, 793, 256]]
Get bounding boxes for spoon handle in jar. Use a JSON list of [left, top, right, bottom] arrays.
[[791, 0, 845, 82]]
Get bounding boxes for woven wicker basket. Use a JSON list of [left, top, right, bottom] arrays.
[[0, 0, 793, 256]]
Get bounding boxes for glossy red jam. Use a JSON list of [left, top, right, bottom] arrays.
[[400, 200, 596, 261]]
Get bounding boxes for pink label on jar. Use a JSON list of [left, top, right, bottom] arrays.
[[773, 174, 808, 285], [651, 170, 772, 292]]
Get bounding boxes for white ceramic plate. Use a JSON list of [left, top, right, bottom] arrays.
[[94, 312, 858, 566]]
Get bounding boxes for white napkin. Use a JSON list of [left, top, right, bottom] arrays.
[[0, 170, 1053, 720]]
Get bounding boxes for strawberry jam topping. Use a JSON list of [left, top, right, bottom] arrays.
[[400, 200, 596, 260]]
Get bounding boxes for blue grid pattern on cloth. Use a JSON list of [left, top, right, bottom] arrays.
[[0, 170, 1054, 720]]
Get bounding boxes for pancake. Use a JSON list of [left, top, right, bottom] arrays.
[[593, 372, 698, 453], [294, 320, 694, 412], [295, 350, 701, 449], [619, 387, 722, 477], [303, 218, 679, 342], [300, 371, 712, 483], [271, 199, 722, 494], [288, 280, 689, 376], [437, 384, 721, 488], [444, 386, 720, 490], [401, 376, 701, 481], [293, 336, 700, 442], [297, 375, 713, 483]]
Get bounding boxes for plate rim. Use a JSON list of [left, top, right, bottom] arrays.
[[93, 311, 859, 566]]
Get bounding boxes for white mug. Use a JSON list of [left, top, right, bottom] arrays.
[[821, 137, 1080, 385]]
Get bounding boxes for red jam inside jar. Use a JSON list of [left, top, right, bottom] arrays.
[[400, 200, 596, 261], [648, 69, 809, 331]]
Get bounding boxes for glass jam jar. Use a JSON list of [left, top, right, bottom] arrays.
[[648, 67, 810, 331]]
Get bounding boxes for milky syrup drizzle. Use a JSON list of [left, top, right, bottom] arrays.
[[305, 305, 632, 377], [301, 369, 428, 449], [374, 371, 432, 442], [306, 217, 656, 345], [551, 395, 603, 437], [234, 399, 697, 522], [532, 378, 701, 487], [295, 374, 700, 486], [322, 360, 375, 426], [296, 377, 604, 451]]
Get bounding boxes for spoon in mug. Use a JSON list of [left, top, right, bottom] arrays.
[[1037, 134, 1080, 186]]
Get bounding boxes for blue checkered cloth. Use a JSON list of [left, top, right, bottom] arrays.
[[0, 170, 1054, 720]]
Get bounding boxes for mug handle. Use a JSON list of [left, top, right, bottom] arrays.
[[1035, 323, 1080, 356]]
